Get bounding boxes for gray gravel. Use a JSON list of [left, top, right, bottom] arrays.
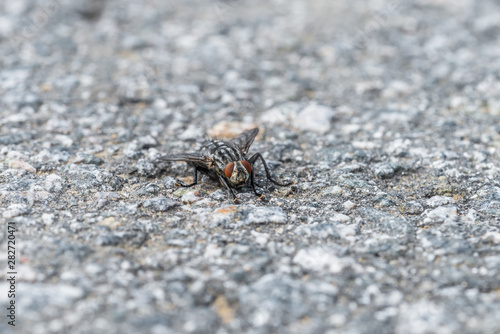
[[1, 0, 500, 333]]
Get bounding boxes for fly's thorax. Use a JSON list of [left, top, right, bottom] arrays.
[[204, 139, 245, 175], [204, 140, 241, 156]]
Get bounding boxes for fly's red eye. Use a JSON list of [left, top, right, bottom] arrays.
[[241, 160, 252, 174], [224, 162, 235, 178]]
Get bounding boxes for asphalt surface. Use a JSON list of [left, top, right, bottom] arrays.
[[1, 0, 500, 333]]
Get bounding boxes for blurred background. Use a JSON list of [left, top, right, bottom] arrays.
[[1, 1, 500, 334], [1, 0, 499, 141]]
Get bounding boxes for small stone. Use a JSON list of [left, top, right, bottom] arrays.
[[352, 141, 378, 150], [0, 132, 34, 145], [425, 195, 455, 208], [238, 206, 287, 225], [44, 174, 63, 193], [373, 196, 397, 207], [343, 200, 356, 210], [322, 185, 343, 196], [482, 232, 500, 243], [98, 217, 121, 229], [95, 234, 120, 246], [251, 230, 269, 246], [6, 160, 36, 173], [403, 201, 424, 215], [30, 186, 51, 202], [84, 263, 103, 276], [202, 206, 238, 226], [395, 300, 461, 334], [118, 79, 152, 105], [359, 207, 413, 237], [62, 164, 125, 191], [96, 192, 121, 201], [3, 203, 30, 218], [178, 124, 202, 140], [259, 102, 335, 134], [424, 206, 458, 223], [209, 189, 227, 201], [487, 99, 500, 116], [433, 178, 455, 196], [166, 239, 191, 247], [204, 243, 223, 259], [134, 183, 160, 197], [203, 205, 287, 227], [142, 197, 180, 212], [42, 213, 55, 225], [339, 163, 365, 173], [123, 142, 142, 159], [465, 209, 478, 224], [297, 222, 340, 239], [74, 153, 104, 165], [259, 102, 302, 126], [96, 198, 108, 209], [75, 0, 105, 20], [292, 104, 336, 134], [116, 129, 134, 143], [22, 284, 85, 309], [214, 295, 236, 324], [474, 185, 500, 200], [180, 189, 202, 203], [133, 158, 156, 177], [137, 135, 158, 149], [48, 148, 71, 163], [336, 224, 358, 239], [293, 246, 354, 274], [331, 213, 351, 223], [55, 135, 74, 148], [371, 162, 401, 179]]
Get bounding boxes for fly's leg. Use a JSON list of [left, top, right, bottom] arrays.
[[248, 153, 294, 187], [250, 168, 264, 198], [175, 167, 199, 187], [218, 175, 240, 203]]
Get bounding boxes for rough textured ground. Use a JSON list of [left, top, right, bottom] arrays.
[[1, 0, 500, 333]]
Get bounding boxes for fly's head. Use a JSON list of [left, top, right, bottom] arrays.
[[224, 160, 252, 188]]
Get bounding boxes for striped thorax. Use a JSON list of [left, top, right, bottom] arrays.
[[204, 140, 252, 188]]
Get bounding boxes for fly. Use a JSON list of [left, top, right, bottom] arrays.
[[156, 128, 293, 202]]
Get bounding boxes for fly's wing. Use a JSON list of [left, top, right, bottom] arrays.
[[156, 153, 212, 168], [227, 128, 259, 156]]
